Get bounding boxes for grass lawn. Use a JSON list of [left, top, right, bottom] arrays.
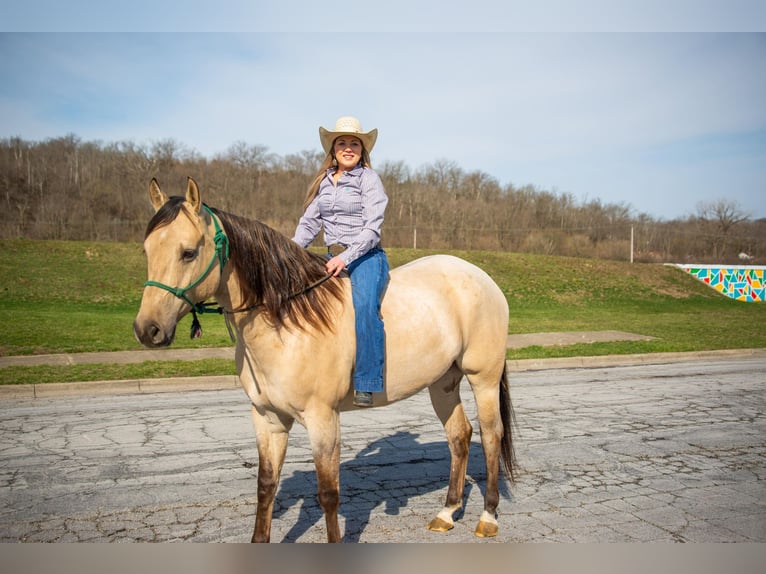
[[2, 239, 763, 384]]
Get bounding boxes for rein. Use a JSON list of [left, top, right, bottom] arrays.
[[143, 205, 333, 340], [194, 272, 335, 316]]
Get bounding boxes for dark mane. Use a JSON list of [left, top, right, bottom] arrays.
[[145, 195, 187, 238], [208, 206, 345, 332]]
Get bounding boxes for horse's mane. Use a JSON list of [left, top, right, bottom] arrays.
[[146, 197, 345, 332], [211, 206, 345, 331]]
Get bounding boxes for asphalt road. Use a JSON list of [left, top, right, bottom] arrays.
[[1, 357, 764, 543]]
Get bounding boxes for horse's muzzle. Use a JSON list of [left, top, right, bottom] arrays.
[[133, 318, 176, 348]]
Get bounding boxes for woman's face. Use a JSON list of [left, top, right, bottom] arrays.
[[333, 136, 363, 171]]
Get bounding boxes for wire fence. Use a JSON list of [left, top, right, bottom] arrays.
[[3, 218, 762, 265]]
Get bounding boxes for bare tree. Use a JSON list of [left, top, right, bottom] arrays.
[[1, 135, 763, 264], [695, 199, 751, 260]]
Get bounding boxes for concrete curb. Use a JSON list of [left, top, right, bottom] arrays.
[[507, 347, 766, 372], [0, 375, 240, 400], [2, 348, 764, 400], [0, 347, 236, 368]]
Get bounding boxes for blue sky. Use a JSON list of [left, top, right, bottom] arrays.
[[1, 2, 765, 220]]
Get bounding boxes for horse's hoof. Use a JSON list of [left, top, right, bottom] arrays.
[[427, 517, 454, 532], [474, 520, 499, 538]]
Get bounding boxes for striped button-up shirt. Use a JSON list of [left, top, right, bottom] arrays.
[[292, 165, 388, 265]]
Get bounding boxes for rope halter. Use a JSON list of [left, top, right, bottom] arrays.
[[143, 205, 229, 317]]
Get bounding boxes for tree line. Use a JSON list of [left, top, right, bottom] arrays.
[[1, 134, 763, 264]]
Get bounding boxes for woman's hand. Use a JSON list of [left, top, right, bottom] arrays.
[[325, 255, 347, 277]]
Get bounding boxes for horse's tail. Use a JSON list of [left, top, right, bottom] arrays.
[[499, 362, 518, 482]]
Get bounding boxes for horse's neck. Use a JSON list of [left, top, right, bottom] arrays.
[[217, 266, 246, 312]]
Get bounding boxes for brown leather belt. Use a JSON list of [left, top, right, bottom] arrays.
[[327, 243, 348, 257], [327, 244, 347, 257]]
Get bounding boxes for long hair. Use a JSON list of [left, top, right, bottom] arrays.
[[208, 206, 345, 331], [302, 140, 372, 211]]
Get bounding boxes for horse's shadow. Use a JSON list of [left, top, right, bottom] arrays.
[[266, 430, 513, 543]]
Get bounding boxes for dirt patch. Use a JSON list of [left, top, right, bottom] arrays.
[[507, 331, 655, 349]]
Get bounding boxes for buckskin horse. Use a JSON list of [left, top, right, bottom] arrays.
[[133, 178, 516, 542]]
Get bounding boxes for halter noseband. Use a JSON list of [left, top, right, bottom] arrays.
[[143, 204, 229, 316]]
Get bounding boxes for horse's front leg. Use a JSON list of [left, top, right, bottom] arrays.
[[250, 406, 292, 543], [306, 409, 342, 543]]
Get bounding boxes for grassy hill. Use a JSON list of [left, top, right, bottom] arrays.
[[1, 239, 763, 384]]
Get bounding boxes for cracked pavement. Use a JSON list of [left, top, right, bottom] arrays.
[[1, 357, 764, 543]]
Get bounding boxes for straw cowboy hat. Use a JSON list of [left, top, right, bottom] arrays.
[[319, 116, 378, 155]]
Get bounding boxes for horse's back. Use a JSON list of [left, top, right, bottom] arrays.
[[387, 254, 507, 320], [381, 255, 508, 396]]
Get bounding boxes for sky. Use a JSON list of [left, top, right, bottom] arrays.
[[1, 2, 765, 221]]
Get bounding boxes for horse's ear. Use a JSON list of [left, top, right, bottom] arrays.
[[149, 178, 169, 212], [186, 177, 201, 213]]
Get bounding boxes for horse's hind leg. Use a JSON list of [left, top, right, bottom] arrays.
[[467, 369, 505, 538], [426, 369, 473, 533]]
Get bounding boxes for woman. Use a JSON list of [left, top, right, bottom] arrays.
[[292, 116, 389, 407]]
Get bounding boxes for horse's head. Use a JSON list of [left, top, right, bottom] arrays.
[[133, 177, 227, 348]]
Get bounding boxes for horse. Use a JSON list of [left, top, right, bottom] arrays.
[[133, 177, 516, 542]]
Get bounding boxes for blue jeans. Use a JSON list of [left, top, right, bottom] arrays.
[[344, 247, 389, 392]]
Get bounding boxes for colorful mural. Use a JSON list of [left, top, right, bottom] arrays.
[[676, 265, 765, 303]]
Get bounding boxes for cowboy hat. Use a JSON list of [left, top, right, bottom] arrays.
[[319, 116, 378, 155]]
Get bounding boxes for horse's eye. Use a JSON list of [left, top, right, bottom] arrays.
[[182, 249, 198, 262]]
